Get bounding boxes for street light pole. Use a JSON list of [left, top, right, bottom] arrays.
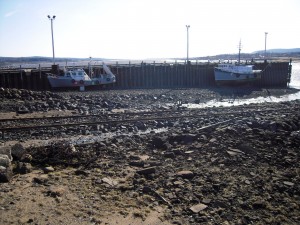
[[48, 15, 56, 65], [264, 32, 268, 59], [186, 25, 190, 63]]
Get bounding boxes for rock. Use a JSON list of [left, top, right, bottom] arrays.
[[137, 167, 156, 175], [75, 169, 89, 176], [142, 186, 153, 194], [283, 181, 294, 187], [33, 175, 49, 184], [102, 177, 118, 187], [177, 170, 194, 179], [0, 146, 13, 161], [0, 165, 13, 182], [0, 154, 11, 168], [163, 151, 176, 158], [17, 106, 29, 114], [170, 134, 197, 144], [173, 149, 184, 155], [129, 160, 145, 167], [20, 153, 33, 162], [67, 144, 77, 153], [190, 203, 208, 213], [11, 143, 26, 160], [151, 136, 168, 149], [202, 198, 211, 204], [16, 162, 32, 174], [48, 185, 66, 197], [135, 121, 147, 130], [43, 166, 55, 173], [252, 200, 266, 209], [245, 180, 251, 185]]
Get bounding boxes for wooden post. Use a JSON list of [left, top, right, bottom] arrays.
[[20, 65, 23, 89], [39, 64, 42, 79]]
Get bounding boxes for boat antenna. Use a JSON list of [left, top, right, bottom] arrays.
[[238, 39, 241, 65]]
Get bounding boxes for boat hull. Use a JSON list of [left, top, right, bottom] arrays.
[[214, 68, 261, 85], [47, 76, 92, 88], [90, 76, 116, 85]]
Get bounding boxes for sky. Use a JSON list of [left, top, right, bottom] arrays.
[[0, 0, 299, 59]]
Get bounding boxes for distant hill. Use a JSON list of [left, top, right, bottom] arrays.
[[253, 48, 300, 54], [0, 56, 106, 67]]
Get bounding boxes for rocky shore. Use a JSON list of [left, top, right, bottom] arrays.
[[0, 87, 299, 225]]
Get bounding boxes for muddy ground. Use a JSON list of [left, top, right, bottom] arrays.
[[0, 87, 300, 225]]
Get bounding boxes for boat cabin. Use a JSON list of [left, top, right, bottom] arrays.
[[65, 69, 91, 80], [216, 64, 260, 74]]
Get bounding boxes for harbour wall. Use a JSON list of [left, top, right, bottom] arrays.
[[0, 61, 292, 90]]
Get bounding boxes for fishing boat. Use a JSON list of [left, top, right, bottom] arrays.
[[214, 41, 262, 85], [47, 63, 116, 88], [89, 63, 116, 85], [47, 68, 92, 88]]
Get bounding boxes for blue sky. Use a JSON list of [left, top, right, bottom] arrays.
[[0, 0, 299, 59]]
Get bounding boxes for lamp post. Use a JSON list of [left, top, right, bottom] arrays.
[[47, 15, 56, 65], [186, 25, 190, 63], [264, 32, 268, 59]]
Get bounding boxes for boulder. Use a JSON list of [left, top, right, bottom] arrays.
[[16, 162, 32, 174], [0, 165, 13, 182], [0, 154, 11, 168], [0, 146, 13, 161], [11, 143, 26, 160], [0, 154, 12, 182], [151, 136, 168, 149]]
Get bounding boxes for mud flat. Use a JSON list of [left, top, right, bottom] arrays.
[[0, 87, 300, 225]]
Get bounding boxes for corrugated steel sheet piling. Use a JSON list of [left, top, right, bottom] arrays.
[[0, 61, 293, 90]]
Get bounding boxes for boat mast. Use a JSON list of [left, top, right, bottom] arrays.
[[238, 40, 241, 65]]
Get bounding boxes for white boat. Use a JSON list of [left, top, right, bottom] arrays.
[[90, 63, 116, 85], [214, 42, 262, 85], [47, 63, 116, 88], [47, 68, 92, 88]]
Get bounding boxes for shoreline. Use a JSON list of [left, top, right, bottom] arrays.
[[0, 87, 300, 225]]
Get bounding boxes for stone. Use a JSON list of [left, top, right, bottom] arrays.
[[137, 167, 156, 175], [0, 165, 13, 182], [177, 170, 194, 179], [190, 203, 208, 213], [16, 162, 32, 174], [151, 136, 168, 149], [0, 154, 11, 168], [11, 143, 26, 160], [20, 154, 33, 162], [102, 177, 118, 187], [43, 166, 55, 173], [48, 185, 66, 197], [129, 160, 145, 167], [202, 198, 211, 204], [164, 151, 176, 158], [17, 106, 29, 114], [0, 146, 13, 161], [75, 169, 89, 176], [33, 175, 49, 184], [283, 181, 294, 186]]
